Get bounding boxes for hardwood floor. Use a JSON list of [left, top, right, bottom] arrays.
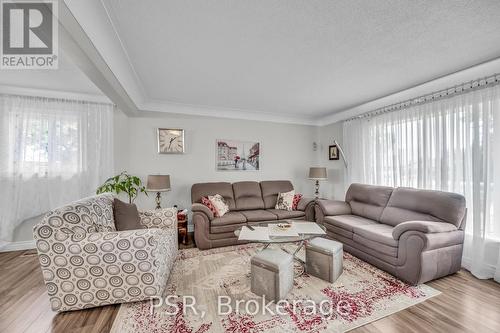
[[1, 241, 499, 333]]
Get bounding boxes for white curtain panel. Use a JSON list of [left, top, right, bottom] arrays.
[[0, 94, 114, 242], [343, 84, 500, 282]]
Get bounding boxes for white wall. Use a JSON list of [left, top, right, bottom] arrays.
[[122, 112, 319, 217], [317, 122, 346, 200], [114, 107, 130, 172]]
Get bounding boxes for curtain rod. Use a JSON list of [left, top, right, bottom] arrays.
[[344, 73, 500, 122], [0, 92, 115, 106]]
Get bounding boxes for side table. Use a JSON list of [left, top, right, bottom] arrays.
[[177, 212, 188, 246]]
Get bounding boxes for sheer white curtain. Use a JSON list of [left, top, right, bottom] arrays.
[[344, 84, 500, 282], [0, 94, 114, 242]]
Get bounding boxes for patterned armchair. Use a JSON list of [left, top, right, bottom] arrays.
[[33, 193, 178, 312]]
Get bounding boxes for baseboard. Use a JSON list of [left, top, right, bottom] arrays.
[[0, 240, 36, 252]]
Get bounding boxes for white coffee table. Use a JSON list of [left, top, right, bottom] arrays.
[[234, 220, 326, 276]]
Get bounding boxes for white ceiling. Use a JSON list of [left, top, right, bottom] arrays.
[[0, 50, 103, 97], [96, 0, 500, 122]]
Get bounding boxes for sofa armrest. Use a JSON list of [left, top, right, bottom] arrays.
[[139, 207, 178, 230], [392, 221, 458, 240], [316, 199, 351, 216], [297, 197, 315, 211], [191, 203, 214, 220]]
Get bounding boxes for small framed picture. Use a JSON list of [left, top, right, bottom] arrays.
[[329, 145, 339, 160], [157, 128, 185, 154]]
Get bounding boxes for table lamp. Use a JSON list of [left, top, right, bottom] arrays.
[[146, 175, 171, 209], [308, 167, 327, 199]]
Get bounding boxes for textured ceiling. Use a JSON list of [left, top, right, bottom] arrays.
[[0, 51, 103, 96], [101, 0, 500, 118]]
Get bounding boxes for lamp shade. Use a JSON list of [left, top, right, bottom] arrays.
[[146, 175, 171, 192], [308, 167, 327, 180]]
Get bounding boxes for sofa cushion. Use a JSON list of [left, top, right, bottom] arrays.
[[210, 222, 247, 234], [323, 215, 377, 232], [208, 194, 230, 217], [330, 232, 399, 265], [345, 183, 394, 221], [324, 224, 353, 239], [392, 221, 458, 240], [201, 197, 218, 216], [275, 190, 295, 211], [260, 180, 294, 209], [191, 182, 236, 210], [232, 181, 265, 210], [351, 223, 398, 247], [210, 211, 247, 226], [113, 198, 143, 231], [241, 210, 277, 222], [266, 209, 306, 220], [352, 234, 399, 258], [380, 187, 466, 227], [292, 194, 303, 210]]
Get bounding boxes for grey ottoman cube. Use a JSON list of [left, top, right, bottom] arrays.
[[250, 248, 294, 302], [306, 237, 343, 283]]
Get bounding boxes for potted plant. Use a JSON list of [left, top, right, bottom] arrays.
[[96, 171, 147, 203]]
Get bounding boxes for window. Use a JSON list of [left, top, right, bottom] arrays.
[[8, 112, 80, 177], [0, 94, 114, 242]]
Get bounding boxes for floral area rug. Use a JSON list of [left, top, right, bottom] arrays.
[[111, 243, 439, 333]]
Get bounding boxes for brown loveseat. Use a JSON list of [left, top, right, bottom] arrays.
[[192, 181, 315, 250], [315, 183, 467, 285]]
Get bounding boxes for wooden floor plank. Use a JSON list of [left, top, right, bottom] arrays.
[[1, 246, 499, 333]]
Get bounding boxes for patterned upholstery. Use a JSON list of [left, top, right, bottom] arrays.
[[33, 193, 178, 312]]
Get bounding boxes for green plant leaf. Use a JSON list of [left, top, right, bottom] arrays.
[[96, 171, 148, 203]]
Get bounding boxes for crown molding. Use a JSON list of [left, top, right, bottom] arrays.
[[317, 56, 500, 126], [139, 99, 320, 125]]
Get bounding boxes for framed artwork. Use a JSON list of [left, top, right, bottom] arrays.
[[329, 145, 339, 160], [157, 128, 185, 154], [216, 139, 260, 171]]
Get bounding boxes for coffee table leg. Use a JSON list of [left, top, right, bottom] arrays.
[[280, 241, 306, 277], [293, 241, 305, 261], [258, 242, 306, 277]]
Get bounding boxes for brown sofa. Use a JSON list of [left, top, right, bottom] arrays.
[[315, 183, 466, 285], [192, 180, 315, 250]]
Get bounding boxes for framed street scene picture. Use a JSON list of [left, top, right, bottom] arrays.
[[157, 128, 185, 154], [329, 145, 339, 160], [216, 139, 260, 171]]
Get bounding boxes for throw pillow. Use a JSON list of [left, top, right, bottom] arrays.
[[113, 198, 144, 231], [208, 194, 230, 217], [275, 190, 295, 211], [201, 196, 218, 216], [292, 193, 303, 210]]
